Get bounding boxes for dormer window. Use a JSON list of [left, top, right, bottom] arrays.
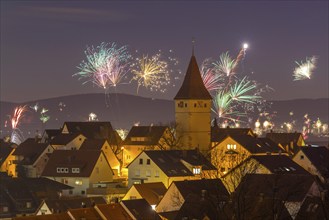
[[72, 168, 80, 173], [193, 167, 201, 175]]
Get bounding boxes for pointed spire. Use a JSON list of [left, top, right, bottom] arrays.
[[174, 52, 212, 100], [192, 37, 195, 56]]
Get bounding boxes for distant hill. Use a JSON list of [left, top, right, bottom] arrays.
[[1, 93, 328, 139]]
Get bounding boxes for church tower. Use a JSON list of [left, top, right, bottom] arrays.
[[174, 53, 212, 155]]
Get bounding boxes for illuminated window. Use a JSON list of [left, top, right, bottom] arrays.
[[72, 168, 80, 173], [75, 179, 83, 185], [193, 168, 201, 175], [233, 144, 237, 149], [227, 144, 231, 150]]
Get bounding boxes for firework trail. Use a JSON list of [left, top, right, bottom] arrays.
[[75, 42, 131, 90], [293, 56, 317, 81], [212, 52, 237, 77], [229, 76, 261, 104], [11, 106, 27, 130], [232, 43, 248, 74], [212, 91, 245, 122], [302, 114, 311, 139], [10, 105, 27, 145], [200, 65, 221, 92], [131, 53, 170, 93]]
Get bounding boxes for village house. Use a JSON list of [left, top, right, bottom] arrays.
[[266, 132, 306, 155], [222, 154, 310, 193], [123, 182, 167, 209], [0, 139, 16, 176], [127, 150, 217, 188], [121, 125, 172, 168], [0, 174, 72, 219], [12, 138, 54, 178], [293, 146, 329, 184], [121, 199, 161, 220], [79, 139, 121, 177], [156, 179, 229, 215], [230, 173, 324, 219], [41, 150, 114, 196], [49, 133, 86, 150], [35, 196, 106, 215], [210, 134, 283, 176]]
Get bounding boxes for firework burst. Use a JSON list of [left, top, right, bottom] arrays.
[[200, 65, 221, 92], [293, 56, 317, 81], [10, 105, 27, 144], [75, 42, 131, 90], [131, 53, 170, 93]]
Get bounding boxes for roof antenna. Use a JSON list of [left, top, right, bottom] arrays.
[[192, 37, 195, 56]]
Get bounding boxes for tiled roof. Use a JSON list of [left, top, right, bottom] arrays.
[[41, 150, 103, 177], [79, 139, 107, 150], [121, 199, 161, 220], [13, 213, 71, 220], [62, 121, 121, 145], [300, 146, 329, 178], [228, 134, 281, 154], [42, 129, 62, 142], [13, 139, 49, 165], [142, 150, 216, 177], [266, 132, 303, 146], [251, 155, 309, 174], [95, 203, 133, 220], [211, 126, 254, 142], [174, 179, 229, 199], [43, 196, 106, 214], [67, 207, 102, 219], [123, 126, 167, 145], [133, 182, 167, 205], [236, 174, 316, 202], [174, 55, 212, 100], [50, 133, 82, 145]]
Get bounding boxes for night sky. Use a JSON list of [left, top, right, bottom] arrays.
[[1, 1, 328, 103]]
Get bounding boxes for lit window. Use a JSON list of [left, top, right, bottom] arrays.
[[227, 144, 231, 150], [72, 168, 80, 173], [193, 168, 201, 175], [233, 144, 237, 149], [75, 179, 83, 185]]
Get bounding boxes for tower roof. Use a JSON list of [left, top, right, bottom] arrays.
[[174, 55, 212, 100]]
